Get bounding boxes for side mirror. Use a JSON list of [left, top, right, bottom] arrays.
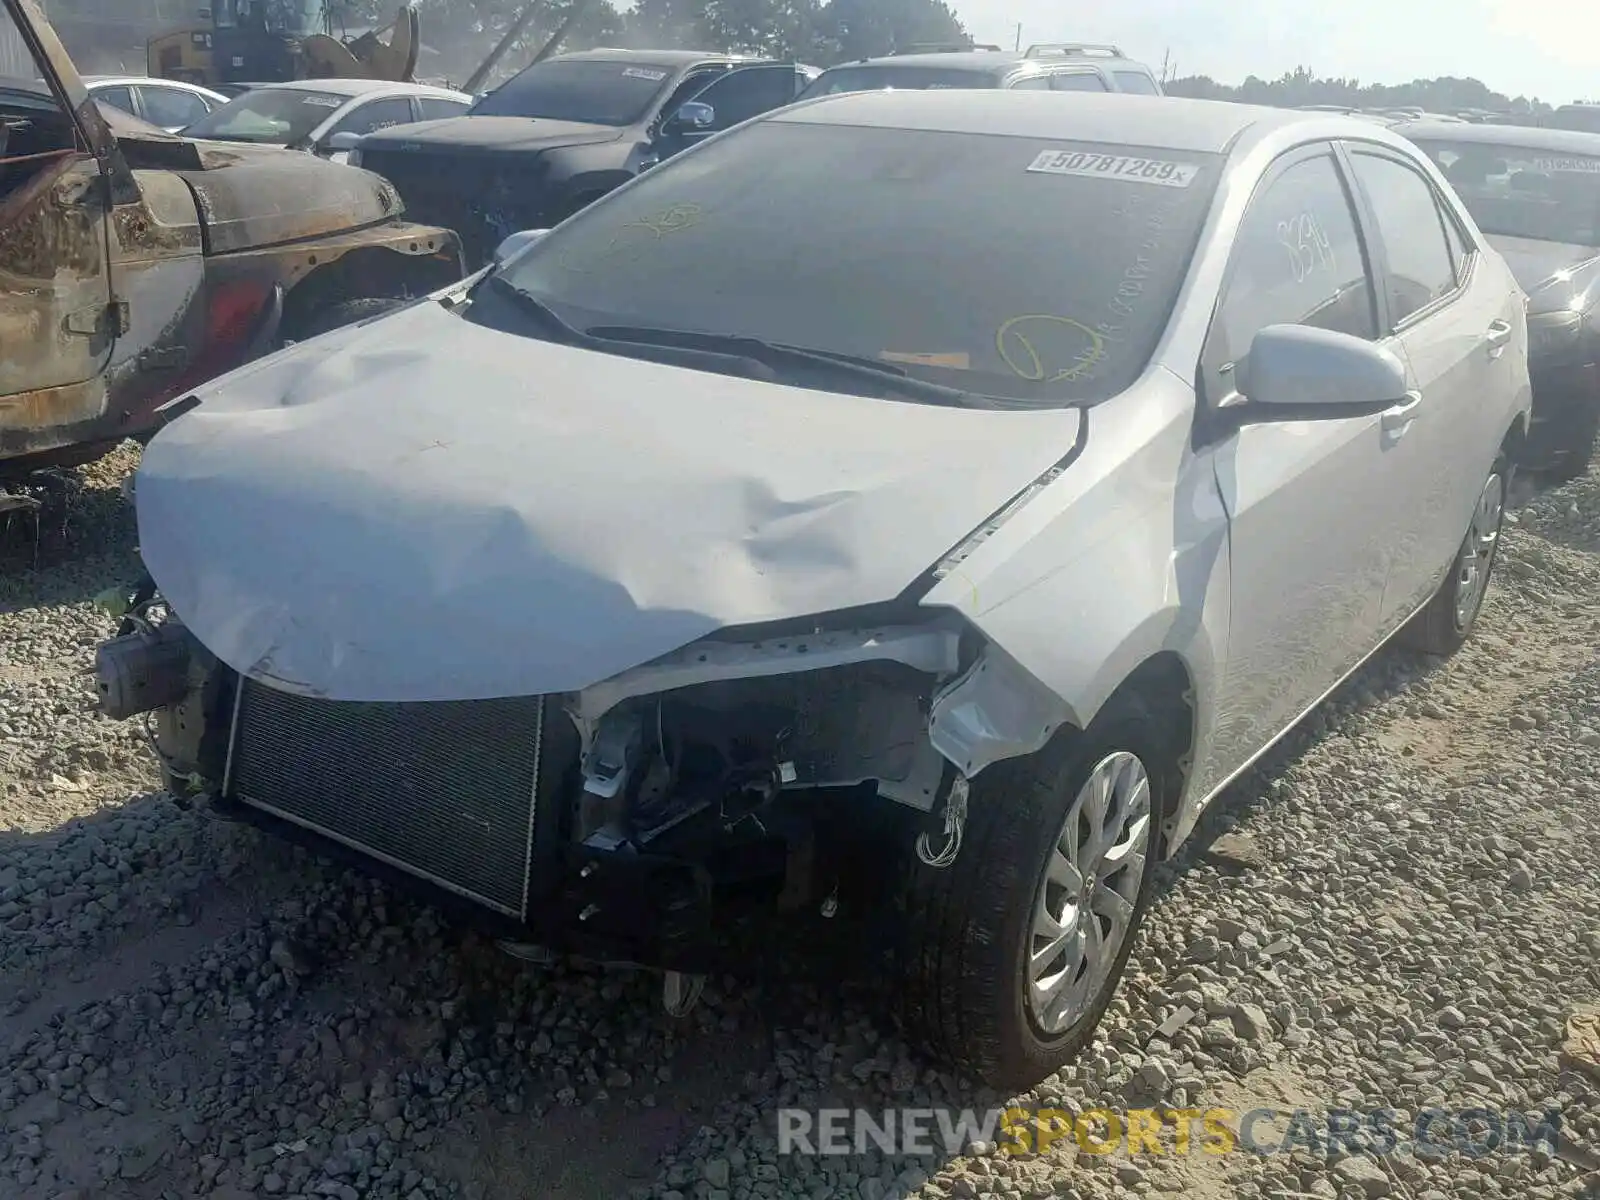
[[492, 228, 551, 269], [325, 130, 363, 153], [663, 100, 716, 136], [1234, 324, 1411, 421]]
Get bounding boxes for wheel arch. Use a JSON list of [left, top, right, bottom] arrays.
[[1089, 650, 1197, 858], [278, 245, 460, 341]]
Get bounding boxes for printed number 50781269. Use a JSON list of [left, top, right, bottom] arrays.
[[1027, 150, 1199, 188]]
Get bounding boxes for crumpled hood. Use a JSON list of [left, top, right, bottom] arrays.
[[134, 301, 1083, 703], [1487, 233, 1600, 316], [357, 115, 624, 155], [173, 142, 405, 254]]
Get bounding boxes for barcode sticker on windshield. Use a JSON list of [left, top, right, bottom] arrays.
[[622, 67, 669, 81], [301, 96, 343, 107], [1027, 150, 1199, 187], [1534, 157, 1600, 173]]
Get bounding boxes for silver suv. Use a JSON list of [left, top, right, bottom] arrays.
[[96, 89, 1530, 1090], [799, 42, 1164, 99]]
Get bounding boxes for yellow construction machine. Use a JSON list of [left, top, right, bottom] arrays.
[[147, 2, 421, 91]]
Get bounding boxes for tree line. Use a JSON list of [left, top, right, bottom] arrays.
[[1164, 65, 1553, 119], [341, 0, 972, 83]]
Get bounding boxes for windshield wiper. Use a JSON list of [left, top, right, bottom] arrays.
[[475, 281, 780, 382], [586, 325, 982, 407]]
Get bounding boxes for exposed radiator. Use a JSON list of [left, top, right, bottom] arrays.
[[224, 679, 548, 918]]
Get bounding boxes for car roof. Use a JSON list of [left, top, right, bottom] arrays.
[[547, 48, 770, 68], [1395, 119, 1600, 154], [779, 89, 1388, 156], [250, 78, 467, 100], [85, 74, 221, 93], [825, 50, 1150, 74]]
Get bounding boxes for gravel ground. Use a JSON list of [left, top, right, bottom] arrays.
[[1, 444, 1597, 1200]]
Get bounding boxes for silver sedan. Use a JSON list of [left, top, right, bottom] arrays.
[[100, 89, 1532, 1089]]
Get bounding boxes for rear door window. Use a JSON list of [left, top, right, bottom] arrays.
[[137, 85, 210, 128], [331, 96, 415, 138], [1347, 151, 1460, 324], [1214, 149, 1379, 364], [416, 97, 470, 121], [1113, 71, 1162, 95], [92, 85, 136, 116], [1051, 72, 1108, 92]]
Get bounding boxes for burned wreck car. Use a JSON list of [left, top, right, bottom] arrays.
[[1400, 120, 1600, 481], [0, 0, 463, 483], [96, 90, 1530, 1087]]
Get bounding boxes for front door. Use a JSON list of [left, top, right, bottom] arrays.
[[0, 0, 117, 423], [657, 65, 810, 161], [1341, 144, 1514, 628], [1198, 144, 1404, 789]]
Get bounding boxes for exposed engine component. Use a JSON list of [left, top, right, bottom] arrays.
[[574, 660, 949, 857]]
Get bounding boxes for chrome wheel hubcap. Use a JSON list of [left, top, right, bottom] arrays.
[[1454, 471, 1503, 631], [1027, 750, 1151, 1035]]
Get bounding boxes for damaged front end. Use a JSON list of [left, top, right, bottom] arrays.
[[94, 592, 1066, 975]]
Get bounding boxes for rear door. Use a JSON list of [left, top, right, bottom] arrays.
[[1341, 143, 1512, 628], [0, 0, 118, 414]]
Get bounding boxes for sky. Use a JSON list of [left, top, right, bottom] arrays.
[[951, 0, 1600, 104]]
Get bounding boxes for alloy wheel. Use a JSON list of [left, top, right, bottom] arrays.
[[1026, 750, 1152, 1035], [1454, 471, 1504, 632]]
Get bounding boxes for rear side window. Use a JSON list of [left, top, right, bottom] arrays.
[[417, 97, 470, 121], [1347, 151, 1459, 324], [1052, 72, 1107, 92], [1113, 71, 1161, 95], [1009, 75, 1052, 91], [138, 86, 210, 128], [93, 85, 135, 116], [1216, 151, 1378, 360]]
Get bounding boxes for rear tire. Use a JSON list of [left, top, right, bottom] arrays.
[[896, 692, 1174, 1089], [1399, 456, 1506, 657]]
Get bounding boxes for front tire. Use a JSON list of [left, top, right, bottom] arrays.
[[1400, 458, 1506, 657], [897, 694, 1173, 1089]]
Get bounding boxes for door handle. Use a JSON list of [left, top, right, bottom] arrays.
[[1380, 390, 1423, 434], [1485, 319, 1512, 357]]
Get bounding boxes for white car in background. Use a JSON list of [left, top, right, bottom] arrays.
[[84, 75, 228, 132], [179, 77, 473, 164]]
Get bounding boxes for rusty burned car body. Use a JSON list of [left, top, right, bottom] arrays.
[[0, 0, 463, 479]]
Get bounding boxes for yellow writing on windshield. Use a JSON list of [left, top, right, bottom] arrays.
[[997, 315, 1106, 383], [559, 202, 705, 274]]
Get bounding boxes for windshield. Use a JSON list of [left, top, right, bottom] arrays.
[[471, 59, 675, 126], [488, 122, 1220, 407], [1413, 140, 1600, 246], [183, 87, 345, 143], [798, 65, 1000, 100]]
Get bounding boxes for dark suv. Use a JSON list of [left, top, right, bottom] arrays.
[[351, 49, 819, 267], [798, 43, 1164, 101]]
